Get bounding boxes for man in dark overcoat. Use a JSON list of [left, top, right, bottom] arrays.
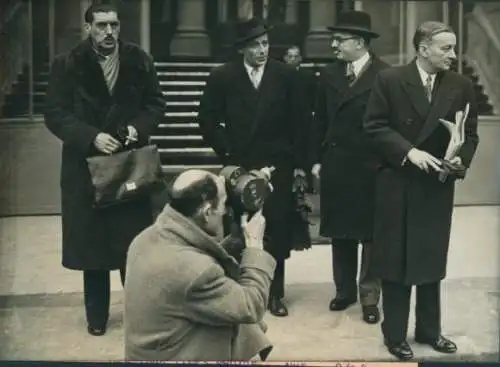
[[198, 17, 308, 317], [43, 3, 165, 336], [310, 11, 389, 324], [363, 21, 479, 360]]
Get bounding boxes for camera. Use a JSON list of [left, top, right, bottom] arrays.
[[219, 166, 273, 261], [219, 165, 272, 214]]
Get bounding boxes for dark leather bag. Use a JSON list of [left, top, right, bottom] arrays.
[[86, 144, 164, 208]]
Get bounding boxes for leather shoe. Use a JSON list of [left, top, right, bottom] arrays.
[[362, 305, 380, 324], [415, 335, 457, 353], [329, 297, 356, 311], [268, 297, 288, 317], [384, 340, 414, 360], [87, 325, 106, 336]]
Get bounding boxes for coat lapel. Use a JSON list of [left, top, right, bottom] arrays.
[[253, 60, 280, 123], [241, 60, 282, 141], [327, 62, 350, 95], [401, 61, 431, 120], [340, 55, 383, 104], [415, 71, 458, 145], [73, 40, 112, 107], [233, 62, 260, 111]]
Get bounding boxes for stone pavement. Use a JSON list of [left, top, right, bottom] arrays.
[[0, 206, 499, 362]]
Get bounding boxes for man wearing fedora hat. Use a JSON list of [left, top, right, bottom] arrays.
[[310, 10, 389, 325], [198, 17, 308, 318]]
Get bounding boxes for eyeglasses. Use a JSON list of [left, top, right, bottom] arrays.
[[94, 21, 120, 31], [330, 36, 357, 44]]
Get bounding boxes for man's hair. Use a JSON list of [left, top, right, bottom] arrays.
[[412, 21, 454, 52], [286, 45, 301, 54], [84, 3, 119, 23], [169, 171, 220, 217]]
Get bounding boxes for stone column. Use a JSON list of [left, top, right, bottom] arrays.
[[218, 0, 228, 22], [238, 0, 254, 19], [139, 0, 150, 54], [170, 0, 210, 57], [405, 1, 418, 62], [285, 0, 297, 24], [53, 0, 85, 54], [304, 0, 336, 58]]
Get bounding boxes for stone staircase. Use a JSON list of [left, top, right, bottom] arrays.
[[152, 61, 222, 177]]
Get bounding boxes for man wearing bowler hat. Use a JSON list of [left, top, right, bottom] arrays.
[[198, 17, 308, 317], [310, 11, 389, 324]]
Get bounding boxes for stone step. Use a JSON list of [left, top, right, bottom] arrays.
[[155, 123, 200, 136], [154, 62, 221, 69], [164, 111, 198, 118], [159, 81, 206, 87], [157, 71, 210, 82], [165, 101, 200, 107], [164, 101, 200, 114], [151, 135, 206, 148], [161, 164, 222, 174], [160, 152, 221, 166]]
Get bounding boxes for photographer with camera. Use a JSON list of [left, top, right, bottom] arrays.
[[124, 169, 276, 361]]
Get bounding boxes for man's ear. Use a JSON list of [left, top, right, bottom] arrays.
[[83, 23, 91, 35], [198, 202, 212, 222]]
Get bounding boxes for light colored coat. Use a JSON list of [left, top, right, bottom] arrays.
[[124, 205, 276, 361]]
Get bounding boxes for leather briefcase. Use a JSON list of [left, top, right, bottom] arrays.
[[86, 144, 164, 208]]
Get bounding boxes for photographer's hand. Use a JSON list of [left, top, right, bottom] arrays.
[[241, 209, 266, 250]]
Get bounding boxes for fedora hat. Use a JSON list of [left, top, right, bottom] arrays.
[[327, 10, 379, 39], [233, 17, 273, 48]]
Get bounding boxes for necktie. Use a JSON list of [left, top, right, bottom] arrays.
[[425, 74, 433, 102], [250, 67, 260, 89], [346, 62, 355, 84]]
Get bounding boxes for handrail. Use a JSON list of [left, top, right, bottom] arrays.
[[0, 0, 31, 115], [465, 5, 500, 115], [471, 5, 500, 55], [0, 0, 22, 32]]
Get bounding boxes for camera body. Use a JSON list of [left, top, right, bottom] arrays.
[[219, 165, 272, 214], [219, 166, 273, 261]]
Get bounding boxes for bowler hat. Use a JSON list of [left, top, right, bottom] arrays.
[[327, 11, 379, 39], [233, 17, 273, 48]]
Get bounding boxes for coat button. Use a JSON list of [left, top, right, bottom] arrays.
[[406, 118, 413, 125]]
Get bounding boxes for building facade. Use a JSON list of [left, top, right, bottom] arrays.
[[0, 0, 500, 216]]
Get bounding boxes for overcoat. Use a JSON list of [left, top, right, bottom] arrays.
[[311, 55, 389, 241], [198, 58, 308, 259], [124, 205, 275, 361], [363, 60, 479, 285], [44, 39, 165, 270]]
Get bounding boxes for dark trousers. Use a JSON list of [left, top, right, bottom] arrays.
[[83, 268, 125, 328], [381, 280, 441, 343], [270, 259, 285, 300], [332, 239, 380, 306]]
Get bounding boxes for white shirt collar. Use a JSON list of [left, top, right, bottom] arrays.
[[349, 52, 370, 77], [415, 60, 437, 88], [244, 61, 264, 74]]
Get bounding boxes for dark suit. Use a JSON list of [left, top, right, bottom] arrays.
[[198, 58, 307, 299], [311, 54, 389, 306], [363, 60, 479, 342]]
